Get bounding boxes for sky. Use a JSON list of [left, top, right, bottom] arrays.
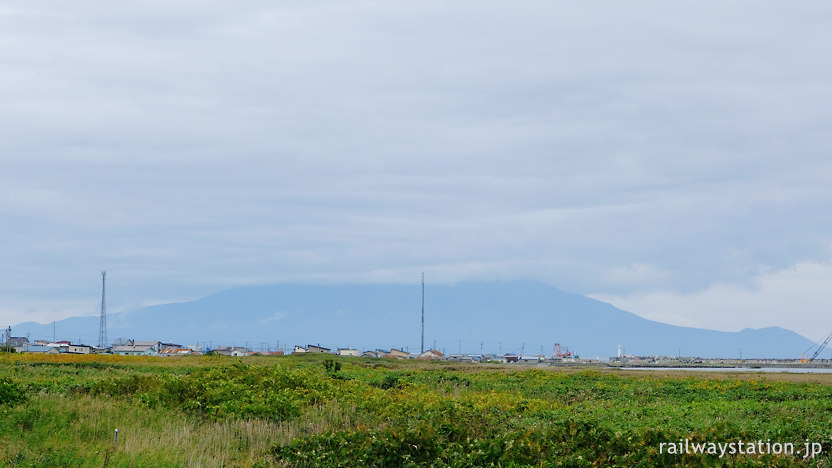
[[2, 1, 831, 340]]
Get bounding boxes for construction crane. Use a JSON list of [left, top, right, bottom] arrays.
[[802, 330, 832, 364], [551, 343, 572, 359]]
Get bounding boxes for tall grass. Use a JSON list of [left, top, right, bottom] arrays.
[[1, 393, 286, 467], [3, 354, 832, 466]]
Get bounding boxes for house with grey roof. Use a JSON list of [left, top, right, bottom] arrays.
[[66, 344, 94, 354], [159, 348, 195, 357], [18, 344, 59, 354], [112, 344, 159, 356]]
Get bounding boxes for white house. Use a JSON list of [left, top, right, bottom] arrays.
[[384, 349, 410, 360], [66, 344, 94, 354], [112, 345, 159, 356], [417, 349, 444, 360], [18, 344, 59, 354], [230, 347, 249, 357], [212, 346, 249, 356], [159, 348, 194, 357]]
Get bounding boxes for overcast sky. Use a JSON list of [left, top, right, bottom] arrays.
[[2, 1, 831, 340]]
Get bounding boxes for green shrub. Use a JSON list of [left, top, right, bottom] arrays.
[[0, 377, 27, 406], [323, 359, 342, 375], [372, 372, 403, 390]]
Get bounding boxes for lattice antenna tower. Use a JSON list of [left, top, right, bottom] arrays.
[[98, 271, 107, 348]]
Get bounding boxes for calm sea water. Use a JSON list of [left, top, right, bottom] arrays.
[[621, 367, 832, 374]]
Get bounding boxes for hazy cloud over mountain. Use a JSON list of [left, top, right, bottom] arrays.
[[2, 1, 831, 340]]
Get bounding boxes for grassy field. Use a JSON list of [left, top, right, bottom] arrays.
[[1, 353, 831, 467]]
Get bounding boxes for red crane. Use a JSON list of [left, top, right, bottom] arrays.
[[552, 343, 572, 359]]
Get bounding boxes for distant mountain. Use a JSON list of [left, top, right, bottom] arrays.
[[11, 281, 816, 358]]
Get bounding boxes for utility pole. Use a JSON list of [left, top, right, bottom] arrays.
[[98, 271, 107, 349], [421, 272, 425, 354]]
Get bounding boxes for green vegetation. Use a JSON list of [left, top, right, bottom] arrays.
[[1, 353, 831, 466]]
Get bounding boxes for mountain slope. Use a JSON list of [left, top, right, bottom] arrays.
[[11, 281, 815, 358]]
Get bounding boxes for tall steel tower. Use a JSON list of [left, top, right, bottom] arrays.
[[98, 271, 107, 348], [421, 272, 425, 354]]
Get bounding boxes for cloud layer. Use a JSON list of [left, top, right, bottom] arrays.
[[592, 256, 832, 341], [2, 1, 832, 336]]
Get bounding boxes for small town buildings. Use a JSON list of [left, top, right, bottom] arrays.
[[159, 348, 195, 357], [211, 346, 250, 356], [518, 355, 545, 364], [390, 348, 410, 359], [383, 348, 410, 359], [211, 347, 233, 356], [417, 349, 444, 360], [7, 336, 29, 349], [44, 342, 70, 352], [337, 348, 360, 357], [111, 340, 182, 354], [362, 350, 381, 358], [112, 345, 159, 356], [307, 344, 331, 354], [66, 344, 94, 354], [112, 340, 171, 354], [446, 354, 479, 363], [132, 341, 162, 352], [293, 346, 307, 353], [18, 344, 59, 354], [230, 347, 249, 357]]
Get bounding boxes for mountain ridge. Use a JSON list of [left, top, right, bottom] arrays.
[[11, 281, 815, 358]]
